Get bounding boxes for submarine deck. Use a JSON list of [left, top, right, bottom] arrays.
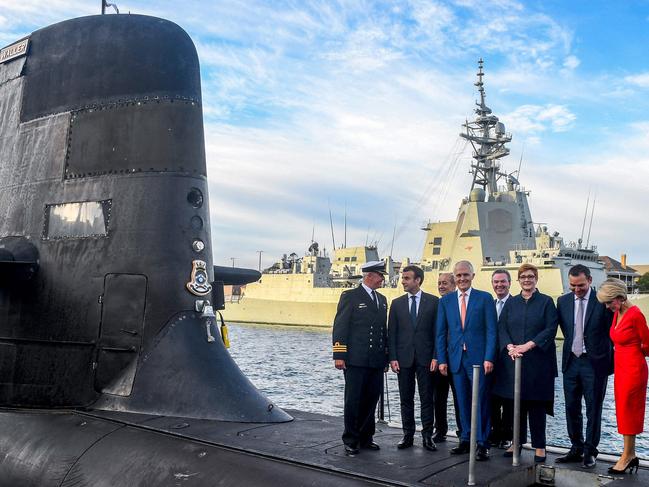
[[75, 408, 647, 487]]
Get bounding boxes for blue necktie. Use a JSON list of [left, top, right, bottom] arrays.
[[410, 295, 417, 327]]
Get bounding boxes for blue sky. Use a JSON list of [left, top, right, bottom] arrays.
[[2, 0, 648, 269]]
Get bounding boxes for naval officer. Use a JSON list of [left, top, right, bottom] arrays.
[[333, 261, 389, 456], [388, 265, 439, 451]]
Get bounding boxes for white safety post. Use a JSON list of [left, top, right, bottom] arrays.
[[513, 356, 522, 467], [467, 365, 480, 486]]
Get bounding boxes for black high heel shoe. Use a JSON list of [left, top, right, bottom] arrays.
[[607, 457, 640, 474]]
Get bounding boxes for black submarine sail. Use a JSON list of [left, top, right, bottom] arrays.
[[0, 11, 325, 485], [0, 11, 286, 423]]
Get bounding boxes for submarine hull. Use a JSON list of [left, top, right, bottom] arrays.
[[0, 410, 379, 487]]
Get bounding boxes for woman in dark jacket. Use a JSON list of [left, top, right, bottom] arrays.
[[493, 263, 558, 463]]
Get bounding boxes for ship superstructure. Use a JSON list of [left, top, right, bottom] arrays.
[[420, 59, 605, 297]]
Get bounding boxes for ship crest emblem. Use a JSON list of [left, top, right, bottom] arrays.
[[186, 259, 212, 296]]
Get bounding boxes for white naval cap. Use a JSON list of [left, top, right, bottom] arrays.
[[361, 261, 387, 275]]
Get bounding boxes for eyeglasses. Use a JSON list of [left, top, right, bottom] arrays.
[[518, 274, 536, 280]]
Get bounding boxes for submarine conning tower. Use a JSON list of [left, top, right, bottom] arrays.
[[0, 14, 290, 422]]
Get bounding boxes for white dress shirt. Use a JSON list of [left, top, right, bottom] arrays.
[[457, 287, 472, 315], [407, 289, 422, 315], [495, 293, 511, 319]]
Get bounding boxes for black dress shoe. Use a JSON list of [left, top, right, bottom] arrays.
[[476, 446, 489, 461], [499, 440, 512, 450], [422, 435, 437, 452], [361, 441, 380, 451], [344, 444, 360, 456], [503, 446, 521, 458], [397, 435, 414, 449], [555, 450, 583, 463], [433, 433, 447, 443], [450, 442, 471, 455], [581, 454, 596, 469]]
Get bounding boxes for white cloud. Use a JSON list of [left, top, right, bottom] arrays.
[[322, 26, 404, 72], [625, 72, 649, 88], [0, 0, 94, 23], [563, 55, 580, 70], [504, 104, 576, 134], [520, 120, 649, 262]]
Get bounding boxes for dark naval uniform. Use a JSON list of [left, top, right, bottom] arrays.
[[332, 284, 388, 449]]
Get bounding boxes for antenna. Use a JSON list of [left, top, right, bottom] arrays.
[[578, 188, 591, 248], [460, 59, 512, 196], [328, 204, 336, 250], [389, 223, 396, 257], [517, 142, 525, 178], [585, 192, 597, 249], [311, 224, 315, 243], [344, 202, 347, 249]]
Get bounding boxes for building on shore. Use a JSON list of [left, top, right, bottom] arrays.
[[600, 254, 641, 292]]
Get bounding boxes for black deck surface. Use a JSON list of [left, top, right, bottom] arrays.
[[81, 408, 648, 486]]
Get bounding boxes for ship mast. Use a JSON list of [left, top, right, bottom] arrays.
[[460, 59, 512, 197]]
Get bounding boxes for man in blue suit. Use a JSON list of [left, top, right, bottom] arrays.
[[435, 260, 497, 461]]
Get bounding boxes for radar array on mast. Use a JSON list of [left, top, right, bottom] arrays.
[[460, 59, 512, 196]]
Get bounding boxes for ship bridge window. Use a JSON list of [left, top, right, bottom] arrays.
[[433, 237, 442, 245], [351, 256, 357, 262], [344, 257, 350, 262], [433, 247, 441, 255], [44, 200, 111, 239]]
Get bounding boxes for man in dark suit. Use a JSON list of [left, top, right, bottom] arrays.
[[555, 264, 613, 469], [436, 260, 497, 461], [388, 265, 439, 451], [489, 269, 513, 450], [332, 261, 389, 456]]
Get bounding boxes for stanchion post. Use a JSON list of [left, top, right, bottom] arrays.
[[512, 356, 522, 467], [467, 365, 480, 486], [378, 371, 385, 422]]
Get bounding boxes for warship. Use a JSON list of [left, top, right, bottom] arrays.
[[223, 61, 608, 328]]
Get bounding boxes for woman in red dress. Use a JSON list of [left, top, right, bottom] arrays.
[[597, 278, 649, 474]]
